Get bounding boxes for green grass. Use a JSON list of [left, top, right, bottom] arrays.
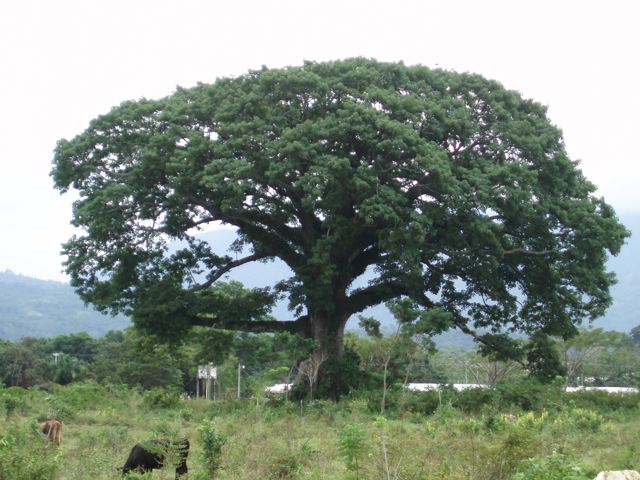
[[1, 384, 639, 479]]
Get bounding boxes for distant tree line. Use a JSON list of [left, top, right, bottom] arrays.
[[1, 322, 639, 399]]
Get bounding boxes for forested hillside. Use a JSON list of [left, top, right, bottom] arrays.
[[604, 213, 640, 331], [0, 271, 128, 340]]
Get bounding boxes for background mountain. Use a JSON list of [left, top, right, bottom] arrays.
[[0, 271, 128, 340], [600, 213, 640, 332], [1, 213, 637, 344]]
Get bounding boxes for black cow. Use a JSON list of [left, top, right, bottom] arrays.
[[121, 438, 189, 478]]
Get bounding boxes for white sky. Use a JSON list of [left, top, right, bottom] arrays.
[[1, 0, 638, 282]]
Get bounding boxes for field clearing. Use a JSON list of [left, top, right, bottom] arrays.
[[1, 383, 640, 479]]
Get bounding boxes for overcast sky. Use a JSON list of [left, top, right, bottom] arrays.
[[1, 0, 638, 282]]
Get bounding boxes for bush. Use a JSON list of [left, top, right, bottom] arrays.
[[44, 396, 75, 422], [338, 423, 369, 477], [52, 381, 121, 411], [1, 396, 20, 418], [452, 387, 496, 413], [511, 452, 590, 480], [207, 398, 254, 417], [553, 407, 606, 432], [315, 349, 369, 401], [267, 443, 315, 480], [0, 388, 36, 417], [0, 422, 58, 480], [568, 391, 640, 412], [142, 387, 181, 410], [496, 427, 539, 475], [514, 410, 549, 432], [299, 399, 341, 420], [397, 389, 445, 415], [198, 419, 226, 478], [495, 378, 563, 411]]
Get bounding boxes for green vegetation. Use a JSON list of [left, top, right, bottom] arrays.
[[1, 382, 639, 479], [198, 419, 226, 478], [1, 324, 639, 397], [0, 325, 639, 478]]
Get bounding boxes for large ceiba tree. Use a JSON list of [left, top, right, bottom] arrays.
[[52, 58, 628, 369]]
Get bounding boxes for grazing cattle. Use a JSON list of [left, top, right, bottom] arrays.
[[40, 420, 62, 446], [121, 438, 189, 478]]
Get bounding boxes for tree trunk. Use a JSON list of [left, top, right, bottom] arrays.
[[310, 312, 348, 360], [296, 312, 349, 396]]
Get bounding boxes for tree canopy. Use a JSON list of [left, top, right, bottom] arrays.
[[51, 58, 628, 365]]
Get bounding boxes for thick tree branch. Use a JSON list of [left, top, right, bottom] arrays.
[[347, 243, 380, 279], [190, 252, 270, 292], [344, 281, 409, 316], [190, 314, 312, 337], [503, 248, 555, 256], [191, 199, 305, 268]]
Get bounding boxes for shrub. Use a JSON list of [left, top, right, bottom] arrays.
[[45, 396, 75, 422], [452, 387, 496, 413], [1, 396, 20, 418], [495, 378, 563, 411], [96, 425, 131, 452], [207, 398, 254, 417], [51, 381, 126, 413], [178, 407, 193, 422], [398, 390, 444, 415], [338, 423, 369, 478], [568, 391, 640, 412], [511, 452, 590, 480], [0, 388, 35, 417], [514, 411, 549, 432], [142, 387, 180, 410], [300, 399, 340, 419], [315, 349, 369, 401], [497, 427, 539, 475], [553, 407, 606, 432], [267, 446, 312, 480], [431, 402, 461, 424], [198, 419, 227, 478], [451, 415, 484, 434], [484, 413, 509, 433], [0, 422, 58, 480]]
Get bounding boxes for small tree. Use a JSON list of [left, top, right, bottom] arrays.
[[357, 298, 439, 414], [558, 328, 626, 386], [0, 338, 51, 388], [338, 424, 369, 479], [198, 420, 227, 478], [526, 332, 566, 383], [297, 349, 327, 400], [459, 351, 522, 387], [357, 315, 401, 415]]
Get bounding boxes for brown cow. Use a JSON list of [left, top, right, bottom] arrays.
[[40, 419, 62, 446]]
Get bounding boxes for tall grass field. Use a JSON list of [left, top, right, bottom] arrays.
[[1, 382, 639, 479]]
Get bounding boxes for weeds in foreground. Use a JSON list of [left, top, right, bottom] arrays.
[[338, 423, 369, 479], [0, 384, 638, 478], [198, 419, 226, 478]]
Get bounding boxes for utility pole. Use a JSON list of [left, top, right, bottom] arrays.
[[237, 364, 244, 399]]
